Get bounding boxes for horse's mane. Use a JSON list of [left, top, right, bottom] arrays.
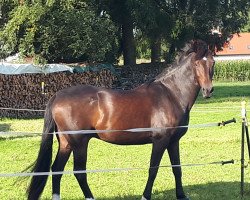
[[155, 40, 208, 80]]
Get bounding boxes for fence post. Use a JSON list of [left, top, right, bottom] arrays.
[[240, 101, 249, 197]]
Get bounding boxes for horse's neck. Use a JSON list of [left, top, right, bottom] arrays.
[[159, 62, 200, 111]]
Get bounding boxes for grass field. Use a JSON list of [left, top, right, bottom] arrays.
[[0, 81, 250, 200]]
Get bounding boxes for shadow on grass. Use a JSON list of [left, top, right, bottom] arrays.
[[196, 84, 250, 104], [0, 134, 40, 141], [0, 120, 41, 140], [57, 182, 250, 200], [0, 123, 40, 141], [0, 123, 11, 132]]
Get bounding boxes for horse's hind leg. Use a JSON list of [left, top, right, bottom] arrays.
[[51, 136, 72, 200], [167, 141, 189, 200], [73, 138, 95, 200]]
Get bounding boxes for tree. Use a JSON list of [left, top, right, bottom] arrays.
[[242, 10, 250, 32], [163, 0, 250, 55], [0, 0, 119, 63], [0, 0, 17, 29], [1, 0, 249, 64], [99, 0, 174, 64], [131, 0, 174, 63], [0, 0, 18, 59], [95, 0, 137, 65]]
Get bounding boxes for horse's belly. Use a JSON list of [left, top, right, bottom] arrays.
[[97, 131, 153, 145]]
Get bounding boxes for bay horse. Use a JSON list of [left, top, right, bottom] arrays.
[[27, 40, 215, 200]]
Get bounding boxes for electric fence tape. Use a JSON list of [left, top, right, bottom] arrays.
[[0, 118, 236, 136], [0, 160, 235, 178]]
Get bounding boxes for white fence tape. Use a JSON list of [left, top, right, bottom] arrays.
[[0, 107, 45, 112], [0, 160, 234, 178], [0, 106, 242, 113], [0, 121, 230, 137]]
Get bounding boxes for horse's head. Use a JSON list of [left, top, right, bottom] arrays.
[[190, 40, 215, 98]]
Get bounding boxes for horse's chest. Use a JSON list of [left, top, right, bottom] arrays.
[[150, 107, 181, 128]]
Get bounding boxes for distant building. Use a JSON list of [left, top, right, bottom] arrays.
[[215, 33, 250, 60]]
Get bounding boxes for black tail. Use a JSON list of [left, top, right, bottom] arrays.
[[27, 95, 56, 200]]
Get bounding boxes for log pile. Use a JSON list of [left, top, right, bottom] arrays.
[[118, 62, 166, 89], [0, 62, 166, 118], [0, 69, 117, 118]]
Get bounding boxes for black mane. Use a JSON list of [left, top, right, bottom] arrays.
[[155, 40, 208, 80]]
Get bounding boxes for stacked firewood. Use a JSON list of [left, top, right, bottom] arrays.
[[0, 69, 117, 118], [118, 62, 166, 89]]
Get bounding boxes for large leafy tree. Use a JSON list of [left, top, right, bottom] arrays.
[[242, 10, 250, 32], [95, 0, 137, 65], [163, 0, 249, 58], [96, 0, 174, 64], [0, 0, 18, 59], [133, 0, 249, 62], [0, 0, 17, 28], [0, 0, 119, 63], [0, 0, 249, 64], [131, 0, 174, 63]]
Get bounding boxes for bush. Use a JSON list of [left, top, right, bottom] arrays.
[[0, 2, 119, 63], [214, 60, 250, 81]]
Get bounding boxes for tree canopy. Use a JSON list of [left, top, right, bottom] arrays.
[[0, 0, 249, 64], [0, 0, 118, 63]]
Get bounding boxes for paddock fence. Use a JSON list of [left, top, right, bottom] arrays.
[[0, 111, 237, 178], [0, 101, 249, 197]]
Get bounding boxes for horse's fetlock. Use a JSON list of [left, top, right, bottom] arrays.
[[141, 196, 148, 200], [52, 194, 60, 200]]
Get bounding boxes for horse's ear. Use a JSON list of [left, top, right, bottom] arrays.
[[184, 40, 195, 56], [192, 39, 208, 60]]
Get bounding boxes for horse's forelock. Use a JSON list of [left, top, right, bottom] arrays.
[[193, 40, 208, 60], [183, 40, 208, 60]]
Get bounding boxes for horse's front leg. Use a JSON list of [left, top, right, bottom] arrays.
[[167, 141, 190, 200], [141, 141, 166, 200]]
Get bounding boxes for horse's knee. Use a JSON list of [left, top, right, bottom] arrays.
[[148, 168, 158, 180], [74, 172, 87, 181], [172, 166, 182, 177]]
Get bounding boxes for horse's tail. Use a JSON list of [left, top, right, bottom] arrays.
[[27, 95, 56, 200]]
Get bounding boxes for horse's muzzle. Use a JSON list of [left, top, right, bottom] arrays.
[[202, 87, 214, 98]]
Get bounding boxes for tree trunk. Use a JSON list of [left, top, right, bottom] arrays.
[[121, 14, 136, 65], [151, 37, 161, 63]]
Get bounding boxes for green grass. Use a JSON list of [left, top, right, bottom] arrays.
[[0, 81, 250, 200]]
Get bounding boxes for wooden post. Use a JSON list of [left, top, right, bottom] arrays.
[[240, 101, 249, 197]]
